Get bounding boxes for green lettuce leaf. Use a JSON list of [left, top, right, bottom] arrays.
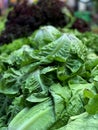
[[0, 38, 30, 54], [38, 33, 87, 62], [29, 25, 61, 49], [85, 94, 98, 114], [58, 113, 98, 130], [8, 99, 56, 130]]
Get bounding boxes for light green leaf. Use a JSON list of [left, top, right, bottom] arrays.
[[8, 99, 56, 130], [85, 94, 98, 114], [58, 113, 98, 130], [29, 25, 61, 49], [38, 33, 87, 63]]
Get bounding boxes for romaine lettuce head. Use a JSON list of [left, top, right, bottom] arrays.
[[38, 33, 87, 62], [29, 25, 61, 49], [36, 33, 87, 80]]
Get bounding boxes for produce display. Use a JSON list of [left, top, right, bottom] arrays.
[[0, 25, 98, 130], [0, 0, 97, 129]]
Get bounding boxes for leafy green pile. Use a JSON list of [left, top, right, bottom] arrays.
[[0, 26, 98, 130]]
